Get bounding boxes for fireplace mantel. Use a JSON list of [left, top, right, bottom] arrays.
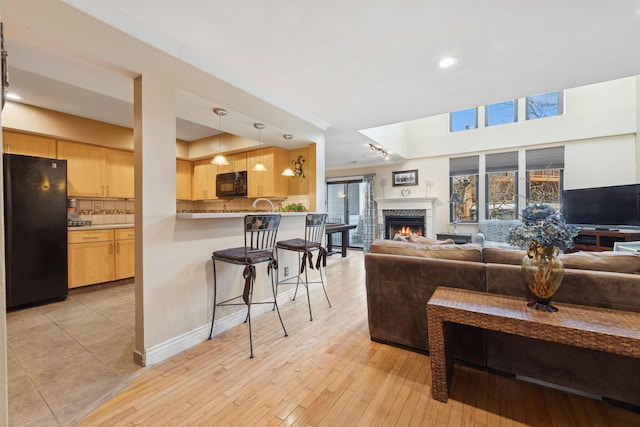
[[374, 197, 437, 205], [374, 197, 437, 239]]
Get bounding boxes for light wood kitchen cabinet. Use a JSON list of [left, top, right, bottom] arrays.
[[105, 149, 134, 198], [57, 140, 134, 198], [57, 140, 105, 197], [2, 131, 57, 158], [176, 159, 193, 200], [115, 228, 135, 280], [246, 147, 289, 198], [68, 227, 135, 287], [68, 229, 115, 288], [217, 152, 247, 173], [192, 159, 218, 200]]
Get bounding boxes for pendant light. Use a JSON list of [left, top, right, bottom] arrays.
[[210, 108, 229, 166], [281, 134, 295, 177], [251, 123, 268, 172]]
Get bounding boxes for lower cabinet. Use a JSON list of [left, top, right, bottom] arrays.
[[115, 228, 135, 279], [68, 227, 135, 288]]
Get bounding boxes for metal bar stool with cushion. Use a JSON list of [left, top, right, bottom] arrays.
[[208, 214, 287, 358], [275, 213, 330, 321]]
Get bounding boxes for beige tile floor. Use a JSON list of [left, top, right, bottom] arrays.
[[7, 280, 140, 427]]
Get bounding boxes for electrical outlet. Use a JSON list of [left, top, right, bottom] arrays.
[[284, 267, 289, 276], [93, 202, 101, 212]]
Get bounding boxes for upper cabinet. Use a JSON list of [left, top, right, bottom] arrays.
[[176, 159, 193, 200], [217, 152, 247, 174], [192, 159, 218, 200], [57, 140, 133, 198], [246, 147, 289, 198], [57, 140, 105, 197], [3, 131, 57, 158], [105, 149, 134, 198]]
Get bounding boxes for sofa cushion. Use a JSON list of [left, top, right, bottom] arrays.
[[369, 239, 483, 262], [392, 233, 408, 242], [483, 246, 640, 274], [482, 247, 526, 265], [407, 233, 454, 245], [559, 251, 640, 274], [393, 234, 454, 244]]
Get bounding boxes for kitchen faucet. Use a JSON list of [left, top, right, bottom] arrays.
[[252, 198, 275, 212]]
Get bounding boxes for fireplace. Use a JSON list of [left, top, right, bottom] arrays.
[[374, 196, 436, 240], [382, 209, 427, 240], [385, 216, 425, 239]]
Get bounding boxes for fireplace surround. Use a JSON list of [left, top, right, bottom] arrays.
[[374, 197, 436, 239]]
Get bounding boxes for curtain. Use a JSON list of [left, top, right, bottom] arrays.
[[362, 173, 376, 252]]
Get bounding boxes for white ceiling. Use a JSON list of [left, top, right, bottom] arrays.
[[3, 0, 640, 170]]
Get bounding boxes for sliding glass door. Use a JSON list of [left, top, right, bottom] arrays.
[[326, 179, 365, 249]]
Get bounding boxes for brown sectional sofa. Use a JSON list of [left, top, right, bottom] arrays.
[[365, 239, 640, 407]]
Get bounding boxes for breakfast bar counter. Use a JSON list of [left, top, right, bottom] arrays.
[[176, 211, 314, 219], [170, 211, 328, 347]]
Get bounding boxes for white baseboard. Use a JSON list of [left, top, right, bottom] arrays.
[[143, 281, 323, 366]]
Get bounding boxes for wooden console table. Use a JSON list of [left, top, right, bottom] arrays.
[[426, 287, 640, 402]]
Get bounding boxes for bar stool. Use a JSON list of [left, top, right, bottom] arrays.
[[275, 213, 330, 321], [208, 214, 287, 358]]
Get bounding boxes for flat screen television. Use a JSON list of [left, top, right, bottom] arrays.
[[561, 184, 640, 230]]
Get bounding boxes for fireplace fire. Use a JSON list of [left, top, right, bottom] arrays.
[[385, 214, 426, 239], [397, 226, 421, 238]]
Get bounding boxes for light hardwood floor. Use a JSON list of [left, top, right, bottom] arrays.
[[77, 250, 639, 426]]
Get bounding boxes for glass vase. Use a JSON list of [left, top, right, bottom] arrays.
[[521, 242, 564, 312]]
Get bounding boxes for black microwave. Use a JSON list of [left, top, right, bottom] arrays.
[[216, 171, 247, 198]]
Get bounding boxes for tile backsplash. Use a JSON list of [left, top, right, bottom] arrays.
[[176, 195, 311, 213], [74, 199, 135, 225], [70, 195, 313, 225]]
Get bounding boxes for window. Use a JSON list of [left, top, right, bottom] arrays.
[[526, 91, 563, 120], [485, 151, 518, 219], [450, 107, 478, 132], [450, 156, 479, 222], [486, 100, 517, 126], [526, 147, 564, 211]]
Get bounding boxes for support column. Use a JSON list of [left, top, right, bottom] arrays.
[[133, 73, 176, 365]]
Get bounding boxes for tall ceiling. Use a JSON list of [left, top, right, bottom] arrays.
[[3, 0, 640, 170]]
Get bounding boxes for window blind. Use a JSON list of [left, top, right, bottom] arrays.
[[526, 146, 564, 170], [450, 155, 479, 176], [486, 151, 518, 173]]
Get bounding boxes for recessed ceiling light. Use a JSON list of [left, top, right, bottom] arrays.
[[438, 56, 459, 68], [6, 93, 22, 100]]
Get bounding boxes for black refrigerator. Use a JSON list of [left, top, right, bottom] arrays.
[[3, 154, 68, 309]]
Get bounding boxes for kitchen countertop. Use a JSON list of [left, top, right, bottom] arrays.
[[176, 212, 316, 219], [68, 223, 135, 231]]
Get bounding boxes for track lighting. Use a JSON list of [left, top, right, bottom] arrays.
[[369, 143, 389, 158]]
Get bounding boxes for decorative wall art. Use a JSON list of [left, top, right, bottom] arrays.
[[293, 156, 305, 178], [392, 169, 419, 187]]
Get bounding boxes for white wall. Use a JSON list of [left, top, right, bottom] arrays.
[[404, 77, 636, 159], [328, 77, 639, 236], [564, 134, 636, 190]]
